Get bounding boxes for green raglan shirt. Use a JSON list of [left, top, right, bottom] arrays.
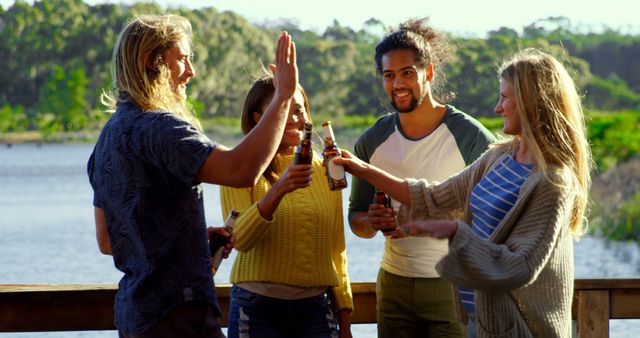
[[349, 105, 495, 277]]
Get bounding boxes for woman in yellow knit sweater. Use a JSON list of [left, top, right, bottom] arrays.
[[221, 75, 353, 338]]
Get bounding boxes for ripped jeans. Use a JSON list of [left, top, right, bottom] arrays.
[[227, 286, 339, 338]]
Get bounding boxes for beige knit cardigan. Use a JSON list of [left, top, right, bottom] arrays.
[[399, 144, 576, 338]]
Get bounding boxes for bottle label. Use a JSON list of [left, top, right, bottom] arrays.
[[327, 157, 345, 180]]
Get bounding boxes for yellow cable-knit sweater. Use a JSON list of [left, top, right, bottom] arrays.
[[220, 154, 353, 312]]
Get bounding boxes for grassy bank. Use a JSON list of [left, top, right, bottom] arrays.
[[0, 131, 45, 144]]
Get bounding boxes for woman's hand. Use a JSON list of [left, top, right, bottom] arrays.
[[272, 163, 313, 196], [334, 149, 413, 208], [400, 219, 459, 239], [257, 163, 312, 220], [331, 149, 369, 178]]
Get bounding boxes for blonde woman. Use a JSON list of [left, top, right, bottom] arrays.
[[335, 48, 592, 338], [88, 14, 298, 337]]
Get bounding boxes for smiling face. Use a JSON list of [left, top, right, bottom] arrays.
[[163, 37, 195, 100], [381, 49, 431, 113], [253, 88, 309, 153], [495, 78, 522, 136], [280, 89, 309, 149]]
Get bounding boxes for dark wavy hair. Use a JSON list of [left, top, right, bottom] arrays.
[[374, 17, 455, 102]]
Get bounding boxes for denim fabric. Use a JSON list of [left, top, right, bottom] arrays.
[[466, 312, 477, 338], [227, 286, 338, 338], [118, 301, 225, 338], [88, 102, 219, 334]]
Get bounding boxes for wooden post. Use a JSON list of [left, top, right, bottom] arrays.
[[350, 283, 377, 323], [577, 289, 610, 338]]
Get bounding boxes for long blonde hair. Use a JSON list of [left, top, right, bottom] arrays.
[[102, 14, 201, 129], [499, 48, 592, 235]]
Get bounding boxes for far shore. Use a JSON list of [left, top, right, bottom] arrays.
[[0, 129, 361, 150], [0, 131, 101, 145]]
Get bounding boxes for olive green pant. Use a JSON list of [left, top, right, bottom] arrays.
[[376, 268, 463, 338]]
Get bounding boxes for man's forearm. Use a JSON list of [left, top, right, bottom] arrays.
[[233, 94, 291, 181]]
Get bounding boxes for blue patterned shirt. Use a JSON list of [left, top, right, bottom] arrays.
[[87, 102, 219, 334], [459, 153, 533, 313]]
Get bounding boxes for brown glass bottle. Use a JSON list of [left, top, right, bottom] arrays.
[[373, 188, 396, 233], [210, 209, 239, 275], [374, 188, 392, 208], [321, 121, 348, 191], [293, 122, 313, 165]]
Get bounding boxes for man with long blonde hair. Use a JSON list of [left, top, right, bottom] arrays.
[[88, 14, 299, 337]]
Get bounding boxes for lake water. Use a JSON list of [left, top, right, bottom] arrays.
[[1, 143, 639, 337]]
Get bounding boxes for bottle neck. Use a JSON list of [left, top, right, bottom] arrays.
[[224, 218, 237, 231], [302, 129, 312, 141], [322, 125, 335, 144], [225, 211, 239, 230]]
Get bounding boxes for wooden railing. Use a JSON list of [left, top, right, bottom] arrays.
[[1, 279, 639, 337]]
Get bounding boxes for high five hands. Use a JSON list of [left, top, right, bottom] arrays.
[[270, 32, 298, 102]]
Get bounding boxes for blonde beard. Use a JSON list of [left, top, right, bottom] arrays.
[[175, 84, 188, 103]]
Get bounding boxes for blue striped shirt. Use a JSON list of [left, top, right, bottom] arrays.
[[459, 153, 533, 313]]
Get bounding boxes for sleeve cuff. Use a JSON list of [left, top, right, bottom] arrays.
[[331, 286, 354, 312], [398, 178, 430, 223], [449, 219, 472, 250], [436, 219, 472, 277]]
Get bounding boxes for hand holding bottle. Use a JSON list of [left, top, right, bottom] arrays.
[[330, 149, 370, 178], [256, 163, 312, 221], [209, 210, 239, 275], [369, 189, 399, 235], [293, 122, 313, 165], [273, 163, 313, 197], [332, 150, 412, 207], [321, 121, 348, 191]]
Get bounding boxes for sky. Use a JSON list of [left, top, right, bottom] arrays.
[[2, 0, 639, 37]]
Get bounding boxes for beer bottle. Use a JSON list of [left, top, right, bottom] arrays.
[[373, 188, 395, 233], [374, 188, 392, 209], [210, 209, 239, 275], [322, 121, 348, 191], [293, 122, 313, 165]]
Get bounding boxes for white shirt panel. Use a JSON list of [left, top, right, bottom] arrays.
[[371, 123, 467, 278]]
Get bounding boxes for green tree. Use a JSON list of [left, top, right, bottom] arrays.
[[297, 39, 360, 120], [37, 65, 89, 133], [595, 192, 640, 241], [584, 75, 640, 110], [322, 19, 357, 41], [182, 7, 275, 117], [3, 1, 640, 130], [588, 111, 640, 171], [0, 104, 27, 132]]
